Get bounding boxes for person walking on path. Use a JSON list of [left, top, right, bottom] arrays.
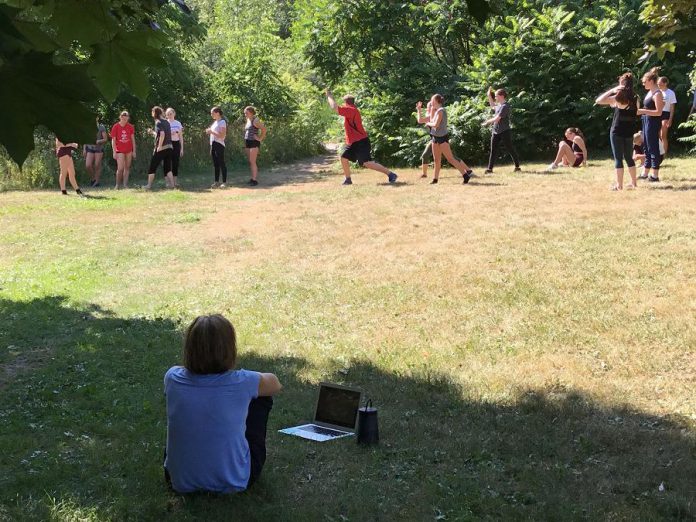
[[326, 90, 398, 185], [111, 111, 136, 189], [595, 72, 640, 190], [416, 94, 473, 184], [243, 106, 267, 186], [206, 106, 228, 188], [483, 87, 521, 174], [84, 117, 108, 187]]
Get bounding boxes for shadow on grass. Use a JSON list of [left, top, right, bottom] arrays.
[[647, 184, 696, 191], [0, 296, 694, 520]]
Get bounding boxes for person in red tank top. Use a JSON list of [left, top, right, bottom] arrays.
[[326, 90, 398, 185]]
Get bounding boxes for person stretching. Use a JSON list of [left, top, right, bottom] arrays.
[[206, 106, 227, 188], [326, 90, 398, 185], [637, 67, 665, 182], [416, 94, 473, 184], [84, 117, 107, 187], [657, 76, 676, 155], [111, 111, 136, 189], [166, 107, 183, 188], [546, 128, 588, 171], [144, 106, 175, 190], [243, 106, 267, 186], [483, 87, 521, 174], [164, 314, 282, 494], [55, 138, 83, 196]]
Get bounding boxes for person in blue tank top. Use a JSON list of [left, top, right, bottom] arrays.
[[164, 314, 282, 493], [637, 67, 664, 182]]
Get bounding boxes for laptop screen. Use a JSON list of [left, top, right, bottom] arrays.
[[315, 384, 361, 429]]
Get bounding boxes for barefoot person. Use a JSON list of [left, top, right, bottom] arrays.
[[243, 106, 267, 186], [55, 138, 83, 196], [637, 67, 665, 182], [144, 106, 175, 190], [545, 128, 588, 171], [326, 90, 398, 185], [416, 94, 473, 184], [164, 314, 282, 493], [166, 108, 183, 188], [483, 87, 521, 174], [595, 72, 639, 190], [657, 76, 676, 155], [84, 117, 107, 187], [206, 106, 227, 188], [111, 111, 136, 189]]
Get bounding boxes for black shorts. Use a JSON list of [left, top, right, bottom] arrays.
[[341, 137, 372, 166], [245, 139, 261, 149], [148, 148, 173, 175], [432, 134, 449, 144], [661, 111, 670, 121]]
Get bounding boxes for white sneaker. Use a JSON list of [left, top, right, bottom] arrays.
[[219, 183, 227, 189], [545, 163, 558, 172]]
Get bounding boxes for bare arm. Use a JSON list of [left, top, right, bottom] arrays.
[[258, 373, 282, 396], [415, 102, 428, 124], [97, 129, 107, 145], [426, 109, 442, 129], [668, 98, 676, 126], [131, 134, 137, 158], [179, 127, 184, 155], [256, 119, 267, 141], [326, 90, 339, 113], [156, 130, 165, 151], [487, 87, 496, 108], [575, 136, 588, 163], [595, 87, 619, 106]]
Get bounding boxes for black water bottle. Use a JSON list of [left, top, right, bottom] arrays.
[[356, 399, 379, 445]]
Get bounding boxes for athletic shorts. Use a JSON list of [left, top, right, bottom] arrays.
[[432, 134, 449, 144], [341, 137, 372, 166], [661, 111, 670, 121], [85, 145, 103, 154], [245, 139, 261, 149], [572, 153, 583, 167], [148, 148, 173, 175], [56, 147, 74, 158]]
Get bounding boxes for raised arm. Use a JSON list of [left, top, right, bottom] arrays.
[[595, 87, 619, 106], [415, 101, 429, 124], [487, 87, 496, 108], [326, 90, 339, 113]]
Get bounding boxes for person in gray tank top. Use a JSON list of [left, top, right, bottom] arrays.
[[483, 87, 521, 174], [243, 106, 267, 186], [416, 94, 473, 184]]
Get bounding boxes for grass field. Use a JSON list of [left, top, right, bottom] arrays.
[[1, 154, 695, 521]]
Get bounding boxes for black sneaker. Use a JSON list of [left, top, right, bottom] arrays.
[[76, 188, 84, 196], [463, 171, 472, 184], [342, 178, 353, 185], [430, 178, 438, 184], [648, 176, 660, 182], [484, 169, 493, 175], [388, 172, 398, 184], [513, 167, 522, 172], [248, 179, 258, 186], [93, 182, 100, 187], [61, 190, 68, 195], [90, 180, 97, 187]]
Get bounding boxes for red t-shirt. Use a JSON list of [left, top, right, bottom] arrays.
[[337, 105, 368, 145], [110, 122, 135, 153]]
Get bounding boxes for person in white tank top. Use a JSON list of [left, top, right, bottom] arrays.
[[657, 76, 676, 155]]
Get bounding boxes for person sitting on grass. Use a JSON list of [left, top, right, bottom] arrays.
[[545, 127, 588, 172], [164, 314, 282, 493]]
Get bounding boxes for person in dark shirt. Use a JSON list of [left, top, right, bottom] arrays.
[[483, 87, 521, 174], [144, 106, 175, 190]]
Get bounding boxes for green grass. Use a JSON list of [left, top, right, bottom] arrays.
[[1, 156, 695, 521]]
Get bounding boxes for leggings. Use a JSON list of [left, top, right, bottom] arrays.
[[642, 116, 662, 171], [171, 141, 181, 177], [488, 130, 520, 170], [211, 142, 227, 182], [164, 396, 273, 490], [610, 134, 635, 169]]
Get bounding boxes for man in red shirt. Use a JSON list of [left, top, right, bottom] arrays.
[[326, 90, 398, 185]]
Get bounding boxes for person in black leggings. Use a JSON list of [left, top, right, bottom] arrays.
[[637, 67, 664, 182], [596, 72, 639, 190], [483, 87, 521, 174], [206, 106, 228, 188]]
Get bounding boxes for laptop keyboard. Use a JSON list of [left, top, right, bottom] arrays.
[[300, 425, 346, 436]]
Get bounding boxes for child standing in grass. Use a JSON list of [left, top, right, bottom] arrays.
[[164, 314, 282, 493]]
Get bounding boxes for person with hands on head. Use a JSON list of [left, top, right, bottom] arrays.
[[326, 89, 398, 185], [111, 110, 136, 189]]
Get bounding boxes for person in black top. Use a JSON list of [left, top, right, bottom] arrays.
[[483, 87, 521, 174], [596, 72, 639, 190], [545, 127, 588, 171], [144, 106, 175, 190], [636, 67, 665, 182]]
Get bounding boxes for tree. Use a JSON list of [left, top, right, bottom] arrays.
[[0, 0, 192, 165]]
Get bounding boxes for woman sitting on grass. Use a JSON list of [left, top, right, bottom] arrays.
[[545, 128, 588, 171], [164, 314, 282, 493]]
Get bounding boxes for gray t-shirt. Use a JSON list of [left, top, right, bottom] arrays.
[[431, 108, 448, 137], [493, 103, 511, 134], [154, 118, 173, 150]]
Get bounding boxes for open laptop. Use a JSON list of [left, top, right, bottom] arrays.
[[279, 382, 363, 441]]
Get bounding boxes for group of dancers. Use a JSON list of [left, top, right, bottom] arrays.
[[55, 105, 266, 195], [56, 67, 682, 195]]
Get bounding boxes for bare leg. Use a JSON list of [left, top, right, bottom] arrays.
[[115, 154, 124, 189], [432, 143, 442, 181], [123, 153, 133, 188], [248, 148, 259, 181], [85, 153, 95, 182], [166, 171, 175, 188], [441, 143, 469, 174], [340, 157, 351, 180], [362, 160, 390, 176], [553, 142, 574, 166], [614, 168, 624, 190], [146, 173, 155, 189], [58, 160, 68, 191], [627, 166, 637, 188], [421, 162, 428, 178], [661, 121, 669, 155], [67, 162, 79, 191], [94, 153, 103, 184]]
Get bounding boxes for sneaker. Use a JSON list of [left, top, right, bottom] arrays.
[[248, 179, 258, 186], [463, 171, 472, 184], [430, 178, 439, 184], [388, 172, 398, 184], [210, 182, 220, 189], [484, 169, 493, 175], [638, 173, 648, 180], [648, 176, 660, 182], [342, 178, 353, 185], [61, 190, 68, 195], [513, 167, 522, 172], [545, 163, 558, 172], [93, 182, 100, 187], [76, 188, 84, 196], [219, 183, 227, 188], [90, 180, 97, 187]]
